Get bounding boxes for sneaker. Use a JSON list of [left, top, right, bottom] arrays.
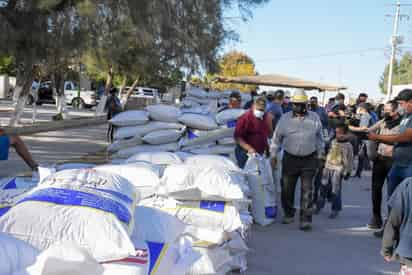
[[374, 230, 384, 238], [313, 206, 321, 215], [329, 211, 339, 219], [282, 216, 294, 224], [367, 218, 383, 230], [300, 222, 312, 232]]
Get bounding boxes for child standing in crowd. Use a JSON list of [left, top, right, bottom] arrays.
[[316, 123, 353, 219]]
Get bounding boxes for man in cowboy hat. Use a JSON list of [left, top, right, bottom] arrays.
[[271, 89, 325, 231]]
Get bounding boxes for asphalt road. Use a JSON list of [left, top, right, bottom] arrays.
[[0, 102, 400, 275]]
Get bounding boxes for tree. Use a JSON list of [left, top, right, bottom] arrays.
[[380, 52, 412, 94], [212, 51, 258, 92], [0, 55, 16, 75], [0, 0, 268, 124]]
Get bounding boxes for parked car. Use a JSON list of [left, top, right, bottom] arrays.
[[126, 86, 160, 102], [27, 81, 97, 109]]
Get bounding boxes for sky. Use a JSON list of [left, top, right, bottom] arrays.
[[224, 0, 412, 100]]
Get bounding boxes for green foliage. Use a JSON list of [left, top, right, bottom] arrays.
[[0, 0, 269, 94], [380, 52, 412, 94], [0, 55, 16, 75], [213, 51, 258, 92]]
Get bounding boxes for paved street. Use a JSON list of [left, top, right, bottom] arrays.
[[0, 102, 400, 275], [247, 176, 399, 275], [0, 101, 108, 176]]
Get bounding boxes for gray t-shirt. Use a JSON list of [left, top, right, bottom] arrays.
[[393, 114, 412, 167], [359, 113, 372, 128]]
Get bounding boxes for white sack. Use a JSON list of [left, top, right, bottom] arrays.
[[16, 243, 103, 275], [132, 206, 186, 243], [109, 110, 149, 127], [244, 155, 277, 226], [56, 163, 96, 171], [158, 165, 245, 201], [114, 142, 179, 159], [95, 163, 160, 199], [189, 145, 234, 156], [178, 114, 218, 131], [146, 104, 181, 123], [142, 129, 184, 145], [180, 127, 234, 148], [140, 197, 242, 233], [0, 233, 39, 275], [114, 122, 184, 140], [215, 109, 246, 125], [187, 88, 208, 99], [217, 137, 235, 146], [187, 246, 232, 275], [108, 136, 143, 153], [184, 155, 240, 172], [127, 152, 183, 166], [0, 169, 137, 262], [103, 238, 200, 275]]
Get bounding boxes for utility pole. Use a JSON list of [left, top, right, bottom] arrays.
[[386, 0, 401, 101]]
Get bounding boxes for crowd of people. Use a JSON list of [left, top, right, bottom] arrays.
[[234, 88, 412, 269]]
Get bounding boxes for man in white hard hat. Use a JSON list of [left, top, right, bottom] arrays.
[[271, 89, 325, 231]]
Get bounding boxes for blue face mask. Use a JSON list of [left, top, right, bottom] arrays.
[[398, 107, 406, 116]]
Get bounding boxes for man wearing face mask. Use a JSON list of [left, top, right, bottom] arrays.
[[367, 101, 402, 230], [369, 89, 412, 215], [234, 97, 273, 168], [271, 89, 325, 231], [309, 96, 328, 130]]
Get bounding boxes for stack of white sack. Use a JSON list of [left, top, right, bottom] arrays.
[[0, 169, 139, 262], [108, 88, 249, 162], [2, 166, 201, 275], [142, 156, 252, 274], [109, 107, 185, 158], [7, 236, 200, 275]]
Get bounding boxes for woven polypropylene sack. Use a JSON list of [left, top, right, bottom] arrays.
[[114, 122, 184, 140], [0, 233, 39, 275], [158, 165, 245, 201], [178, 114, 219, 131], [244, 156, 277, 226], [142, 129, 184, 145], [94, 163, 160, 199], [146, 104, 181, 123], [109, 110, 149, 127], [0, 169, 138, 262], [102, 238, 200, 275], [126, 152, 183, 166], [215, 109, 246, 125]]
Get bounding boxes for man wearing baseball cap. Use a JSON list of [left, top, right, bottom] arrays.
[[271, 89, 325, 231], [368, 89, 412, 204]]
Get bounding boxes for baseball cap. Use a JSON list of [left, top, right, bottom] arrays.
[[395, 89, 412, 101], [229, 91, 241, 101]]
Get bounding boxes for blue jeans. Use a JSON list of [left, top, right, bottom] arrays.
[[235, 145, 248, 169], [387, 164, 412, 199], [317, 169, 343, 212]]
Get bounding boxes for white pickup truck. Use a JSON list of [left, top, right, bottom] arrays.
[[28, 81, 97, 109], [63, 81, 97, 109]]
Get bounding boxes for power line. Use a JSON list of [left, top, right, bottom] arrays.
[[254, 48, 387, 63]]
